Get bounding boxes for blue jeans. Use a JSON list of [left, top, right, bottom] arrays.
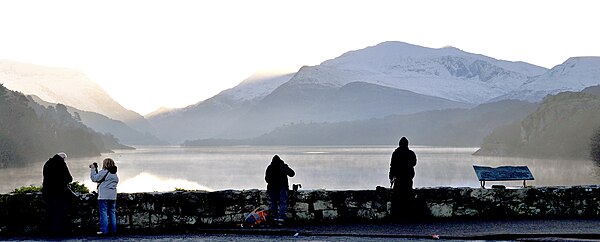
[[98, 200, 117, 233], [268, 187, 288, 221]]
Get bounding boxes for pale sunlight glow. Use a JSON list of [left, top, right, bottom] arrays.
[[1, 0, 599, 114]]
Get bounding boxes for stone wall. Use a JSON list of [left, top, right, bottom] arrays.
[[1, 186, 600, 235]]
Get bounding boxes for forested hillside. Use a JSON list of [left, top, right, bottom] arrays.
[[0, 84, 125, 168], [475, 90, 600, 159]]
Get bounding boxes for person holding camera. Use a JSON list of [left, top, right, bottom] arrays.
[[90, 158, 119, 235], [265, 155, 295, 226]]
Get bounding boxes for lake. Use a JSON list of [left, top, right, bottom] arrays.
[[1, 146, 599, 194]]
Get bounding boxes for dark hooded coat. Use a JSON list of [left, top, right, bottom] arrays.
[[265, 155, 295, 191], [42, 154, 73, 196], [389, 138, 417, 189], [389, 137, 417, 219]]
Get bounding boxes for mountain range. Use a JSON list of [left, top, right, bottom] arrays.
[[2, 41, 600, 149], [0, 60, 163, 145], [149, 41, 556, 143]]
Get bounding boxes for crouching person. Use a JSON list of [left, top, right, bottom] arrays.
[[90, 158, 119, 235], [265, 155, 295, 226]]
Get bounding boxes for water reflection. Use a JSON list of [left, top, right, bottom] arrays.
[[84, 172, 213, 193], [0, 146, 599, 193]]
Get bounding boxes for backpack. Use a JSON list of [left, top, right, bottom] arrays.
[[242, 208, 268, 227]]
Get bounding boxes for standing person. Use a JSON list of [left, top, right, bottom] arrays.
[[265, 155, 295, 226], [389, 137, 417, 220], [42, 152, 73, 236], [90, 158, 119, 235]]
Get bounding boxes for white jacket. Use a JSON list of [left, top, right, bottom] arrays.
[[90, 168, 119, 200]]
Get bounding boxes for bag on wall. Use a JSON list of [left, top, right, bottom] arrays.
[[242, 208, 268, 227]]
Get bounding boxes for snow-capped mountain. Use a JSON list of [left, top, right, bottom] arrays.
[[287, 41, 548, 104], [0, 60, 154, 133], [494, 57, 600, 102], [219, 71, 295, 102], [147, 71, 294, 143], [144, 107, 174, 119]]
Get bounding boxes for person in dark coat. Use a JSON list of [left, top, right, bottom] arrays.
[[388, 137, 417, 220], [265, 155, 295, 225], [42, 152, 73, 235]]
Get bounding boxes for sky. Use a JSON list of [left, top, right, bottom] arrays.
[[1, 0, 599, 115]]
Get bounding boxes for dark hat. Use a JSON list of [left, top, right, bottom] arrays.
[[272, 155, 282, 162], [399, 137, 409, 147]]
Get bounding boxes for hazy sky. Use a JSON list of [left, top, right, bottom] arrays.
[[1, 0, 599, 115]]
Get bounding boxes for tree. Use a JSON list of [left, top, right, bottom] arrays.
[[0, 87, 118, 166], [0, 83, 7, 101], [592, 128, 600, 163], [73, 111, 82, 122]]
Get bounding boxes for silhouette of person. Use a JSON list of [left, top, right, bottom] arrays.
[[265, 155, 295, 226], [388, 137, 417, 220], [42, 152, 73, 235], [90, 158, 119, 235]]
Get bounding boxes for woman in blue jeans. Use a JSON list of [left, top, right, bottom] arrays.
[[90, 158, 119, 235]]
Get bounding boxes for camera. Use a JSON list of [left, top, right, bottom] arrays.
[[292, 184, 302, 192], [89, 162, 98, 169]]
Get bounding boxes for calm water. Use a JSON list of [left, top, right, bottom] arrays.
[[1, 146, 599, 193]]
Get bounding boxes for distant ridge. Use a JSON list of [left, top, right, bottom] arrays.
[[0, 60, 155, 134], [30, 95, 165, 146], [148, 71, 295, 143], [492, 57, 600, 102], [145, 107, 174, 119], [184, 99, 536, 147]]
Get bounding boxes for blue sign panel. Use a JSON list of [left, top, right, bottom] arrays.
[[473, 165, 534, 181]]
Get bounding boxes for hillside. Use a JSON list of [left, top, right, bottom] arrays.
[[185, 99, 536, 147], [0, 60, 155, 133], [30, 96, 165, 145], [475, 90, 600, 159], [0, 84, 127, 168], [221, 81, 472, 139]]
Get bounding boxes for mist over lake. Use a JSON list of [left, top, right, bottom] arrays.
[[1, 146, 599, 194]]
